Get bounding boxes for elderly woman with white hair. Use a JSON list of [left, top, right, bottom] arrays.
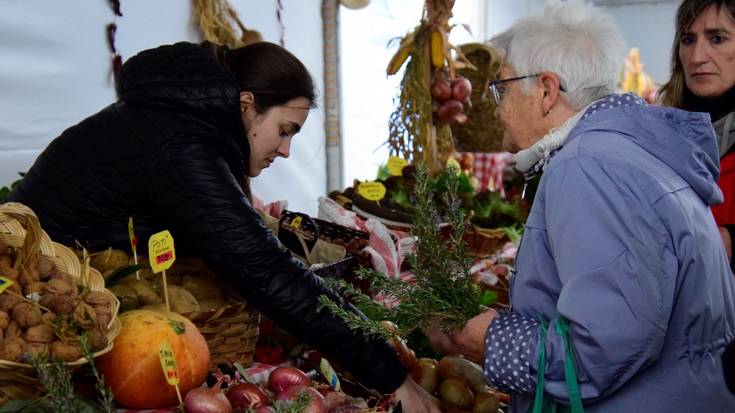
[[428, 1, 735, 411]]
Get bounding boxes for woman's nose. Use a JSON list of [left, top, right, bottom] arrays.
[[691, 40, 711, 65], [277, 137, 291, 158]]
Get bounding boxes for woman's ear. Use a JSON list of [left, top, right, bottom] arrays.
[[539, 73, 562, 116], [239, 91, 255, 113]]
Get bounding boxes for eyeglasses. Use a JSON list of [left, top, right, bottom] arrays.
[[488, 74, 566, 105]]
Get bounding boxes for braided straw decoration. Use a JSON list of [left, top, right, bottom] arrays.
[[193, 0, 262, 48]]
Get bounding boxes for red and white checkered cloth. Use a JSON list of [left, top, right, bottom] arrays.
[[466, 152, 514, 195]]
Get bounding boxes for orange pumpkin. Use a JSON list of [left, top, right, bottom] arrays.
[[97, 309, 210, 409]]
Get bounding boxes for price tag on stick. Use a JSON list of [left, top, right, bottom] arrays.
[[159, 342, 183, 405], [128, 217, 140, 279], [387, 156, 409, 176], [358, 181, 387, 202], [148, 230, 176, 312]]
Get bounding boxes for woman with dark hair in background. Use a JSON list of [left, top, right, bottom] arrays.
[[659, 0, 735, 263], [9, 41, 438, 412], [659, 0, 735, 396]]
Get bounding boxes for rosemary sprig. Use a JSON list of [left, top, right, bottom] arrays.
[[80, 333, 115, 413], [320, 166, 490, 340]]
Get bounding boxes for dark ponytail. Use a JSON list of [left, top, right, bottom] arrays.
[[211, 41, 317, 113]]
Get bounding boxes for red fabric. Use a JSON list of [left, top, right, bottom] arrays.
[[466, 152, 513, 195], [712, 151, 735, 226]]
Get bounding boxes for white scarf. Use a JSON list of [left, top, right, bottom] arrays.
[[514, 101, 596, 174]]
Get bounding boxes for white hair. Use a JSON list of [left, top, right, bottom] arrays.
[[490, 0, 626, 110]]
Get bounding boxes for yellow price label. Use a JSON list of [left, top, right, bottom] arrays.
[[0, 277, 15, 294], [128, 217, 138, 252], [148, 230, 176, 273], [446, 157, 462, 175], [387, 156, 409, 176], [158, 342, 180, 386], [290, 216, 303, 229], [358, 181, 386, 201]]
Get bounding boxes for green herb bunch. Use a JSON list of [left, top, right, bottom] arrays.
[[319, 166, 495, 341]]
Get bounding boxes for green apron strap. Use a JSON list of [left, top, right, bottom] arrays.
[[532, 318, 549, 413], [555, 318, 584, 413]]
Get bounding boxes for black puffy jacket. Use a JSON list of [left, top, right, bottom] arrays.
[[10, 42, 407, 393]]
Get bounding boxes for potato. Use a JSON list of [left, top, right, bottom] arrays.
[[167, 285, 200, 314], [411, 358, 440, 394], [2, 337, 26, 361], [84, 291, 110, 306], [472, 390, 499, 413], [141, 303, 167, 312], [439, 378, 474, 409], [90, 249, 129, 273], [438, 355, 487, 392], [0, 292, 21, 312], [181, 275, 226, 302], [121, 278, 162, 305], [108, 284, 140, 311], [197, 299, 229, 312]]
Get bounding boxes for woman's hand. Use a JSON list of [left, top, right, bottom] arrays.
[[452, 309, 498, 364], [393, 376, 441, 413], [423, 309, 499, 365]]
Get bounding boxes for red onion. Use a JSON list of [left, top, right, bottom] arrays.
[[436, 100, 464, 123], [451, 77, 472, 101], [226, 383, 269, 410], [184, 379, 232, 413], [275, 385, 326, 413], [431, 77, 452, 102], [268, 367, 311, 394], [255, 406, 275, 413]]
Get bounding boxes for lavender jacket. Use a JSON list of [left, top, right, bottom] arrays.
[[485, 95, 735, 412]]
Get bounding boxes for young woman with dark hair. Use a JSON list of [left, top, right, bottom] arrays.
[[9, 41, 438, 412]]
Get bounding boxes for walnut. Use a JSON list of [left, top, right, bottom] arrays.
[[39, 294, 76, 315], [11, 302, 42, 328], [37, 256, 58, 280], [96, 313, 112, 331], [2, 337, 26, 361], [5, 320, 20, 339], [83, 291, 109, 306], [0, 255, 16, 280], [24, 281, 46, 296], [25, 342, 49, 358], [41, 311, 55, 323], [86, 328, 108, 351], [0, 293, 20, 312], [74, 302, 97, 330], [18, 268, 40, 287], [25, 324, 55, 343], [45, 278, 73, 296], [50, 340, 82, 362], [0, 310, 8, 330]]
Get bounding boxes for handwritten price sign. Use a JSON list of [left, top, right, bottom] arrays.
[[148, 230, 176, 273], [159, 342, 180, 386], [358, 181, 387, 201], [387, 156, 409, 176]]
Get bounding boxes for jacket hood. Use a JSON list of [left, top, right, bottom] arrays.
[[570, 104, 723, 205], [116, 42, 246, 154]]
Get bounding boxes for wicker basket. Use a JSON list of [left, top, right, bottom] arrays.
[[451, 43, 506, 153], [184, 301, 260, 370], [0, 202, 121, 402], [464, 226, 509, 257]]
